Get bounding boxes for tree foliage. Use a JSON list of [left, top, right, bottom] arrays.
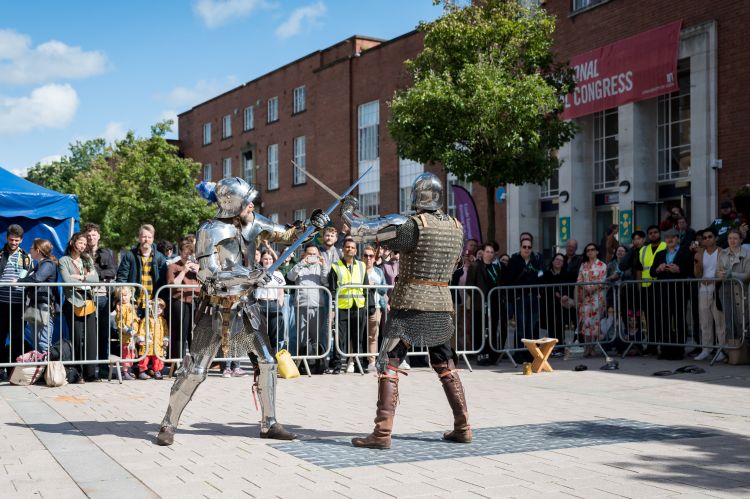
[[388, 0, 577, 240], [25, 121, 213, 250]]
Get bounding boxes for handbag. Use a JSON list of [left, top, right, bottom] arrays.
[[10, 350, 47, 386], [74, 299, 96, 317], [45, 361, 68, 387], [275, 349, 300, 379]]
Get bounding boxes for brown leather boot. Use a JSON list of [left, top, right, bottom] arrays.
[[434, 360, 472, 443], [351, 374, 399, 449]]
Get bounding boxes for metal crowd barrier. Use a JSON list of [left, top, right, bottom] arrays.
[[487, 281, 613, 365], [617, 277, 746, 364], [0, 282, 151, 380], [332, 284, 484, 372], [154, 284, 333, 377]]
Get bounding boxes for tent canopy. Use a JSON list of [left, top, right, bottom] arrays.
[[0, 167, 80, 257]]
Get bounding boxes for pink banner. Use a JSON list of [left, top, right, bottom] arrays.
[[562, 20, 682, 120], [451, 185, 482, 244]]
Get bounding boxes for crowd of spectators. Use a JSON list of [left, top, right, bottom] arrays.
[[2, 199, 750, 382]]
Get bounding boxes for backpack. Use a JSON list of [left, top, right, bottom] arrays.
[[45, 361, 68, 387], [49, 339, 73, 361]]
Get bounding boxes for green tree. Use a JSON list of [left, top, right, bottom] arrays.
[[26, 121, 213, 250], [26, 138, 108, 194], [388, 0, 576, 241]]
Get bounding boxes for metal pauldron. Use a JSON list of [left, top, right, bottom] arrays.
[[344, 212, 409, 243]]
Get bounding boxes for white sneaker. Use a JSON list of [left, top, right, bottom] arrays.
[[399, 359, 411, 370], [346, 361, 355, 373], [694, 349, 711, 361], [715, 351, 727, 362], [221, 368, 232, 378]]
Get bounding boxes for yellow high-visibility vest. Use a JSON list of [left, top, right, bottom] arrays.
[[332, 259, 366, 309], [639, 242, 667, 287]]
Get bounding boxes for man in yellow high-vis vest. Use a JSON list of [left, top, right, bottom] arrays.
[[635, 225, 666, 353], [328, 239, 369, 374]]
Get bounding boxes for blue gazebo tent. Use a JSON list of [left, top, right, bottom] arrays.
[[0, 166, 80, 256]]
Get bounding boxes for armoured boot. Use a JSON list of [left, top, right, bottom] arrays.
[[434, 360, 472, 443], [351, 374, 399, 449], [255, 363, 297, 440]]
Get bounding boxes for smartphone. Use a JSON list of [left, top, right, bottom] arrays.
[[306, 255, 318, 264]]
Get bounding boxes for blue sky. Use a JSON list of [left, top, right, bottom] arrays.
[[0, 0, 443, 176]]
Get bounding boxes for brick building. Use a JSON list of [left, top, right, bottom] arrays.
[[177, 32, 505, 246], [507, 0, 750, 257]]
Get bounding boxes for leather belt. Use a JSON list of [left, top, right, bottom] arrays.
[[401, 277, 449, 287]]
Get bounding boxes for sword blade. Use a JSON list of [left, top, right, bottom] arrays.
[[268, 165, 372, 274], [291, 160, 341, 202]]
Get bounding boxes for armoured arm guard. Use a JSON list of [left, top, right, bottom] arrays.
[[247, 214, 299, 247], [343, 210, 410, 244]]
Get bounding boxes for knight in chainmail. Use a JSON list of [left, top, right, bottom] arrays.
[[344, 172, 472, 449], [156, 177, 329, 446]]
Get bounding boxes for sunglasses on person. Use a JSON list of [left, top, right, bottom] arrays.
[[586, 247, 597, 253], [521, 245, 532, 249], [363, 253, 375, 258]]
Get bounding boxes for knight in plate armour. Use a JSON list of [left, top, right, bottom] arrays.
[[156, 177, 328, 445], [346, 172, 472, 449]]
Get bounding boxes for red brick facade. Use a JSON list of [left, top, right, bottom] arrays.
[[544, 0, 750, 203], [177, 32, 506, 248]]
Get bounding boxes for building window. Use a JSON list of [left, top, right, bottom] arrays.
[[593, 108, 619, 191], [267, 144, 279, 190], [243, 151, 254, 184], [540, 169, 559, 199], [293, 86, 305, 114], [202, 123, 211, 145], [446, 173, 472, 216], [657, 59, 691, 182], [293, 136, 306, 185], [203, 164, 212, 181], [399, 158, 423, 214], [222, 157, 232, 178], [572, 0, 607, 12], [222, 115, 232, 139], [358, 101, 380, 215], [244, 106, 254, 131], [269, 213, 279, 224], [267, 97, 279, 123], [293, 208, 306, 222]]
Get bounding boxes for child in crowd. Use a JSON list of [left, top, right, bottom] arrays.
[[114, 286, 137, 380], [135, 298, 168, 379]]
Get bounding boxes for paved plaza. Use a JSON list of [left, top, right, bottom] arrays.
[[1, 356, 750, 498]]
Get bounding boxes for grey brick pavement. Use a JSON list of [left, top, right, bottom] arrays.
[[0, 356, 749, 497], [270, 419, 714, 469]]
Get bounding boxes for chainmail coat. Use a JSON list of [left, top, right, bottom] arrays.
[[378, 210, 463, 349]]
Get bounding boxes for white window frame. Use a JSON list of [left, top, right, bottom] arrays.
[[222, 115, 232, 139], [267, 144, 279, 190], [243, 152, 254, 184], [293, 86, 305, 114], [446, 173, 472, 216], [292, 136, 306, 185], [657, 59, 691, 182], [358, 101, 380, 216], [540, 170, 559, 199], [267, 97, 279, 123], [203, 164, 212, 181], [593, 107, 619, 191], [244, 106, 254, 131], [222, 157, 232, 178], [293, 208, 306, 222], [572, 0, 607, 11], [399, 158, 423, 214], [202, 123, 212, 145]]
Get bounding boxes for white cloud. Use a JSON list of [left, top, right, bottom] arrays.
[[194, 0, 270, 28], [160, 77, 238, 108], [0, 29, 107, 85], [159, 110, 179, 134], [275, 2, 326, 39], [0, 84, 79, 135], [102, 121, 126, 143], [38, 154, 63, 165]]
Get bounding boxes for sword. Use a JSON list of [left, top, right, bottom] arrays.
[[267, 165, 372, 274], [291, 161, 364, 218]]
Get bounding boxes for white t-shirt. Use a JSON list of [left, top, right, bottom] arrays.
[[254, 270, 285, 301], [701, 249, 720, 290]]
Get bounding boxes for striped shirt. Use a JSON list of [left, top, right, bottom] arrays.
[[0, 251, 24, 304]]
